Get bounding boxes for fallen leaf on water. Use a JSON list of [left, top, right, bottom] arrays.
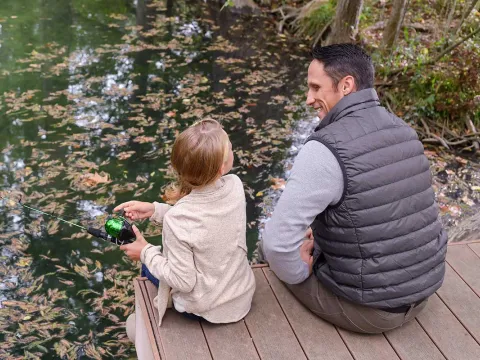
[[133, 136, 156, 144], [223, 98, 236, 106], [81, 172, 111, 187], [116, 151, 135, 160], [59, 279, 74, 286], [17, 257, 33, 267]]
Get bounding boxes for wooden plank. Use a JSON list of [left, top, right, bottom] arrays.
[[143, 278, 160, 324], [135, 279, 163, 360], [244, 269, 307, 360], [416, 294, 480, 360], [138, 278, 211, 360], [202, 320, 260, 360], [338, 330, 400, 360], [158, 310, 212, 360], [437, 264, 480, 343], [385, 319, 446, 360], [251, 264, 269, 268], [468, 243, 480, 258], [448, 240, 480, 246], [446, 245, 480, 297], [264, 269, 353, 360]]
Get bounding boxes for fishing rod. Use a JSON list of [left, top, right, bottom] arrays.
[[0, 195, 136, 246]]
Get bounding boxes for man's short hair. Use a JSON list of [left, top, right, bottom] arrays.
[[311, 44, 374, 91]]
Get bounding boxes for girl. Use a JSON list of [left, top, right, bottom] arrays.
[[117, 119, 255, 344]]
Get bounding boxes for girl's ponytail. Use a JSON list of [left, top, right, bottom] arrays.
[[163, 178, 192, 205]]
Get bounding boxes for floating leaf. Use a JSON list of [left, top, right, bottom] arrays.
[[81, 172, 111, 187]]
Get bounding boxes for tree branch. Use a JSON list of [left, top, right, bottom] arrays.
[[454, 0, 480, 35], [431, 25, 480, 64], [313, 19, 333, 46], [365, 21, 434, 33]]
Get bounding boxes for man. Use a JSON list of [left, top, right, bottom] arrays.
[[261, 44, 447, 334]]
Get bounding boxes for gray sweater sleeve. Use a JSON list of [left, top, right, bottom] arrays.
[[261, 140, 344, 284]]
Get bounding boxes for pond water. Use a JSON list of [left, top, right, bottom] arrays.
[[0, 0, 309, 358]]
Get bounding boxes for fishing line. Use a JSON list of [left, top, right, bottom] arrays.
[[0, 194, 136, 245], [1, 195, 87, 231]]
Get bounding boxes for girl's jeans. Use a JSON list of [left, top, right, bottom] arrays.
[[141, 264, 159, 287]]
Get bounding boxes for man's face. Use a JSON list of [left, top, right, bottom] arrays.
[[306, 60, 345, 120]]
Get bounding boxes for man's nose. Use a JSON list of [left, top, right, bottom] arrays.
[[306, 92, 315, 106]]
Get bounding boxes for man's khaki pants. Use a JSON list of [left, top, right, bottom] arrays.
[[287, 275, 428, 334]]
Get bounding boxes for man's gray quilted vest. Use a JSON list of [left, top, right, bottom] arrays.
[[309, 89, 448, 309]]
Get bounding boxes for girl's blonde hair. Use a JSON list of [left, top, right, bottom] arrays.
[[163, 119, 229, 204]]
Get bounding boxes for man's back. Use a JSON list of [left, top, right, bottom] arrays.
[[308, 89, 448, 309]]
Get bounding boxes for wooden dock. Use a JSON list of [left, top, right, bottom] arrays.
[[135, 240, 480, 360]]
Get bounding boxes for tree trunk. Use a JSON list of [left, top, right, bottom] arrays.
[[443, 0, 457, 36], [381, 0, 408, 52], [325, 0, 364, 45]]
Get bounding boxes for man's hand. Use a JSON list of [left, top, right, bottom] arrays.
[[120, 225, 149, 261], [114, 201, 155, 221], [305, 227, 314, 240], [300, 239, 314, 275]]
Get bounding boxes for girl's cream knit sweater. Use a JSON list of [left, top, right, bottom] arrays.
[[140, 174, 255, 324]]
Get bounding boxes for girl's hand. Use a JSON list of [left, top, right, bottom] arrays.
[[114, 201, 155, 221], [120, 226, 149, 261]]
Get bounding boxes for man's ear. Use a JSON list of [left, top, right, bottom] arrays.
[[340, 75, 356, 95]]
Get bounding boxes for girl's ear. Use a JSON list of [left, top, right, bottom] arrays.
[[219, 162, 226, 176]]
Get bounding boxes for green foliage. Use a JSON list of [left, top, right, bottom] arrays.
[[359, 0, 480, 135], [414, 47, 480, 124], [221, 0, 235, 11], [358, 2, 376, 26], [293, 0, 336, 39], [382, 43, 480, 132]]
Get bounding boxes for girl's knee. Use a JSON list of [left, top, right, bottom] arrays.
[[126, 313, 136, 342]]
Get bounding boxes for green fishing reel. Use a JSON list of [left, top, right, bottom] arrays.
[[87, 212, 136, 245]]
